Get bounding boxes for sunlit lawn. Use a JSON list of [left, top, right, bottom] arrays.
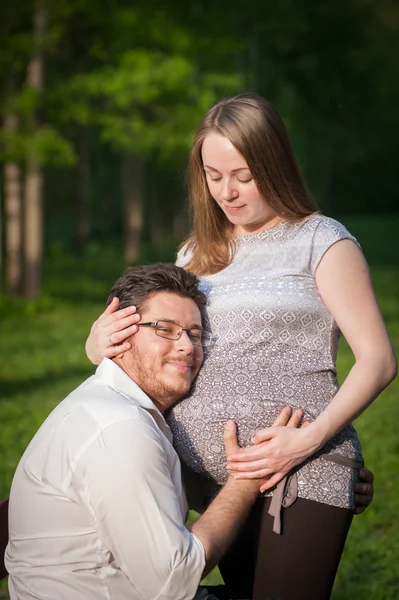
[[0, 215, 398, 599]]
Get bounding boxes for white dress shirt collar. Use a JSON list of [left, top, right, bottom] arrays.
[[95, 357, 173, 443]]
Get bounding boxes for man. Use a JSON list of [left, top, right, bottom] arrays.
[[5, 264, 266, 600], [5, 264, 374, 600]]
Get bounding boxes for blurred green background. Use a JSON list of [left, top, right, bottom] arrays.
[[1, 0, 398, 598]]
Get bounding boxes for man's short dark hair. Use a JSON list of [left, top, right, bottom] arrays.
[[106, 263, 207, 323]]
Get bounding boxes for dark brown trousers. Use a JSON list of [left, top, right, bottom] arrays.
[[218, 496, 353, 600]]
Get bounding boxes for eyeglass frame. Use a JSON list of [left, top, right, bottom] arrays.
[[137, 319, 212, 347]]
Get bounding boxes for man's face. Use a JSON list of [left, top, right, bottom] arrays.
[[122, 291, 204, 412]]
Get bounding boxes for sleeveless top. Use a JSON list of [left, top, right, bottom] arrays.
[[169, 214, 363, 510]]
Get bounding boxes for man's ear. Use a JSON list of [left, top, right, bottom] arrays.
[[116, 334, 135, 360], [112, 350, 126, 365]]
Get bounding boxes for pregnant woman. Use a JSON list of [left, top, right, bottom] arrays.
[[86, 94, 395, 600]]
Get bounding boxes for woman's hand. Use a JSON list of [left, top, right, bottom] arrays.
[[85, 298, 141, 365], [228, 421, 376, 506], [354, 467, 375, 515], [227, 420, 318, 491], [227, 408, 313, 492], [224, 407, 305, 493]]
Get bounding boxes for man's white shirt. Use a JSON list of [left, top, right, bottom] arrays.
[[5, 358, 207, 599]]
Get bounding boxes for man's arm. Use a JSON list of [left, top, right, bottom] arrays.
[[190, 422, 259, 577], [190, 408, 304, 578]]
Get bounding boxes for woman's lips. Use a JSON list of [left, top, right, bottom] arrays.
[[224, 204, 245, 212]]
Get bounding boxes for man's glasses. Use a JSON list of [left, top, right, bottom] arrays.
[[137, 320, 212, 348]]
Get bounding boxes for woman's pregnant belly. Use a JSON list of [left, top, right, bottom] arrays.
[[169, 396, 304, 484], [167, 346, 344, 484], [167, 340, 368, 484]]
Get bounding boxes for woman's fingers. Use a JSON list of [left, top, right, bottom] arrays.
[[107, 320, 139, 345], [96, 296, 119, 322], [271, 406, 292, 427], [232, 467, 272, 480], [270, 407, 304, 428], [103, 342, 132, 359], [227, 441, 271, 463], [228, 458, 270, 473], [286, 409, 303, 428], [86, 302, 140, 365], [251, 428, 275, 445], [100, 305, 139, 332], [98, 296, 120, 318], [259, 472, 286, 492]]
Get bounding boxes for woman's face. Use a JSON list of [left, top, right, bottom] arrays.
[[201, 132, 278, 235]]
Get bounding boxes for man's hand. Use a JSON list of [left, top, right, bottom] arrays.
[[223, 419, 240, 456], [354, 467, 374, 514], [223, 420, 261, 496]]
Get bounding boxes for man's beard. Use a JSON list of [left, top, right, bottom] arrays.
[[129, 347, 195, 411]]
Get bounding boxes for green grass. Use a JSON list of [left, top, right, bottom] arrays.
[[0, 215, 398, 599]]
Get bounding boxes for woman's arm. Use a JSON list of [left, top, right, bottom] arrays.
[[85, 297, 140, 365], [227, 240, 396, 478], [300, 239, 396, 448]]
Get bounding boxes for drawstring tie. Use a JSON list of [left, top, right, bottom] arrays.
[[268, 453, 364, 534]]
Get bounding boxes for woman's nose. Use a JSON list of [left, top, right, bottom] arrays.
[[221, 179, 238, 201]]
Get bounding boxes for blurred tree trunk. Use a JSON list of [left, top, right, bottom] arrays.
[[122, 155, 143, 263], [24, 0, 46, 297], [0, 184, 2, 293], [24, 159, 43, 297], [73, 127, 91, 251], [4, 114, 23, 295]]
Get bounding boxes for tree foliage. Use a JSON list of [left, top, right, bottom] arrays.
[[1, 0, 398, 294]]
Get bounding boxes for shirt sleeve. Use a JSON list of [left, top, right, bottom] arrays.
[[309, 216, 360, 276], [71, 416, 206, 600]]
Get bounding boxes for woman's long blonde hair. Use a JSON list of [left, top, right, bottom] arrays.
[[182, 94, 318, 276]]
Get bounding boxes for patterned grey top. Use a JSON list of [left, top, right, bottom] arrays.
[[169, 214, 363, 509]]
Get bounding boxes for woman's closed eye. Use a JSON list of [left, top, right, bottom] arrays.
[[206, 174, 253, 184]]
